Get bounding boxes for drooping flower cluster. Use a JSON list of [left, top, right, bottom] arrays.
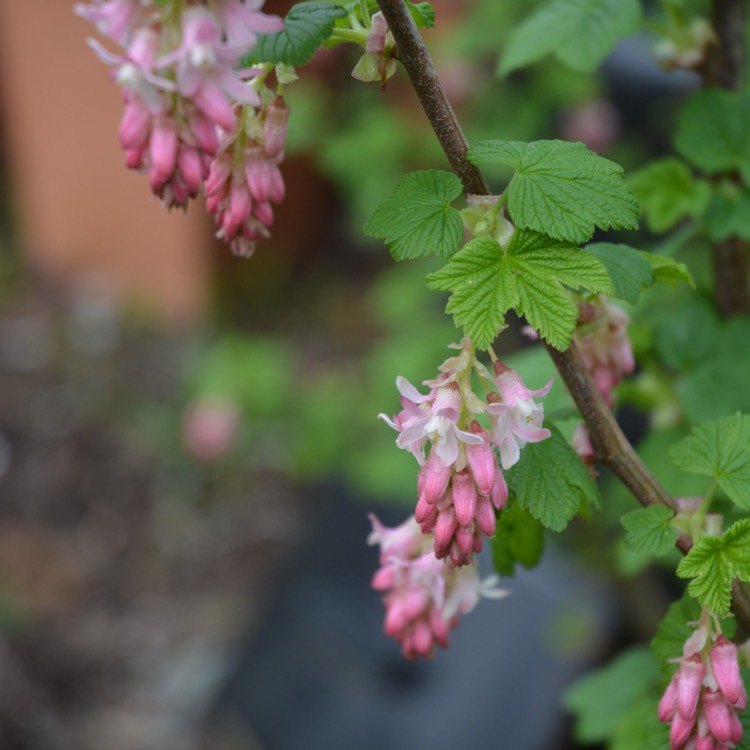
[[574, 297, 635, 407], [368, 514, 507, 659], [371, 340, 551, 657], [75, 0, 288, 256], [659, 613, 746, 749], [379, 339, 553, 568]]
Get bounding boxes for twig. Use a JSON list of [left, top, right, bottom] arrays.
[[376, 0, 750, 621], [701, 0, 750, 315]]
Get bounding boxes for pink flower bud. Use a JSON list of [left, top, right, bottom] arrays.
[[149, 117, 178, 182], [455, 526, 474, 557], [371, 566, 396, 591], [703, 690, 732, 743], [177, 146, 204, 197], [658, 678, 678, 722], [414, 494, 438, 526], [254, 201, 274, 228], [730, 710, 743, 744], [188, 111, 219, 156], [263, 96, 289, 159], [466, 421, 496, 494], [194, 81, 237, 132], [677, 657, 706, 719], [670, 712, 696, 748], [695, 734, 715, 750], [119, 99, 150, 150], [434, 509, 458, 557], [490, 470, 508, 510], [452, 472, 477, 526], [710, 636, 742, 705], [417, 451, 451, 504], [474, 496, 496, 537]]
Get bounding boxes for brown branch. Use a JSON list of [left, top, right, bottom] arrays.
[[700, 0, 750, 315], [376, 0, 750, 622]]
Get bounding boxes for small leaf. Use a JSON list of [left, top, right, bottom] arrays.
[[564, 647, 660, 743], [640, 252, 694, 289], [364, 170, 464, 261], [254, 2, 348, 66], [628, 157, 711, 233], [669, 414, 750, 508], [510, 424, 600, 532], [651, 595, 713, 669], [427, 229, 612, 350], [426, 237, 516, 348], [676, 519, 750, 616], [499, 0, 641, 75], [585, 243, 654, 304], [674, 90, 750, 179], [621, 505, 677, 557], [468, 140, 639, 244], [492, 502, 545, 576]]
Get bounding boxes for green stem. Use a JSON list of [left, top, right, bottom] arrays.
[[330, 28, 369, 46]]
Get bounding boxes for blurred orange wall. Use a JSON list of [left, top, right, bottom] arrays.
[[0, 1, 212, 323]]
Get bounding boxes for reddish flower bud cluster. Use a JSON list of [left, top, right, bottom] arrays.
[[574, 298, 635, 406], [659, 626, 746, 749], [379, 341, 552, 568], [368, 514, 506, 659], [76, 0, 288, 254]]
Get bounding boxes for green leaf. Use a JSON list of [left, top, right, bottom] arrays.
[[628, 157, 711, 233], [509, 424, 600, 531], [585, 243, 654, 304], [564, 647, 660, 743], [364, 170, 464, 261], [426, 228, 612, 349], [674, 90, 750, 180], [253, 2, 348, 66], [703, 187, 750, 241], [669, 414, 750, 508], [650, 595, 702, 666], [676, 519, 750, 615], [468, 140, 639, 243], [621, 505, 677, 557], [492, 502, 545, 576], [499, 0, 641, 75], [426, 237, 516, 348], [640, 252, 694, 289]]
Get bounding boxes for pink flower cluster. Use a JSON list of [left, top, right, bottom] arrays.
[[75, 0, 288, 256], [368, 514, 506, 659], [659, 621, 746, 749], [380, 341, 552, 567], [574, 298, 635, 406]]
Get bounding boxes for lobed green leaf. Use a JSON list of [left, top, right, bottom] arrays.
[[584, 243, 654, 304], [468, 140, 639, 244], [254, 2, 348, 66], [510, 424, 601, 531], [499, 0, 641, 75], [676, 519, 750, 615], [621, 504, 677, 557], [427, 228, 612, 349], [492, 502, 545, 576], [669, 414, 750, 508], [640, 252, 694, 289], [364, 170, 464, 261]]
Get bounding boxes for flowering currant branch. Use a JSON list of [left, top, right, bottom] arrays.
[[375, 0, 750, 631]]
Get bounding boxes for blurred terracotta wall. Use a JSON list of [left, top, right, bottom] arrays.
[[0, 1, 212, 323]]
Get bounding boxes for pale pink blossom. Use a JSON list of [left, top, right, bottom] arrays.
[[74, 0, 149, 46], [182, 397, 240, 461], [368, 514, 507, 659], [379, 377, 483, 466], [208, 0, 284, 54], [486, 362, 553, 470], [575, 299, 635, 406]]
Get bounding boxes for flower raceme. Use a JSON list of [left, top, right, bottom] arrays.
[[368, 514, 507, 660], [379, 341, 553, 567], [658, 617, 746, 749], [75, 0, 287, 254]]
